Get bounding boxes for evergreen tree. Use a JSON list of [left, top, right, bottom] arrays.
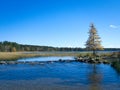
[[85, 24, 103, 56]]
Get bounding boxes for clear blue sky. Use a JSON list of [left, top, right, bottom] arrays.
[[0, 0, 120, 48]]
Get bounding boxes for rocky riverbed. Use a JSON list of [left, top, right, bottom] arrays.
[[0, 59, 77, 65], [0, 58, 110, 65], [77, 57, 110, 64]]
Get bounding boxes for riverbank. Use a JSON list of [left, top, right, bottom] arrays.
[[0, 52, 80, 61], [111, 60, 120, 73], [0, 51, 119, 63], [77, 52, 120, 64]]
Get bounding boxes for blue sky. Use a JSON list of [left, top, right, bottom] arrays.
[[0, 0, 120, 48]]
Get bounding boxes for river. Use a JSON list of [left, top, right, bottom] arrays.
[[0, 56, 120, 90]]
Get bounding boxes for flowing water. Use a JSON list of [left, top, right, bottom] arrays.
[[0, 56, 120, 90], [18, 56, 75, 62]]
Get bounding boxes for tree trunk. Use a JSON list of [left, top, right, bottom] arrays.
[[93, 50, 96, 60]]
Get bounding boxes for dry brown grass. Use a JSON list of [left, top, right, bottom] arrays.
[[0, 52, 80, 61], [0, 52, 41, 60]]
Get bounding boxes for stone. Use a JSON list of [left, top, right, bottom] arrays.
[[0, 61, 7, 65]]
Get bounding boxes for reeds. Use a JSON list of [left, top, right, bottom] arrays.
[[0, 52, 40, 60], [0, 52, 80, 61]]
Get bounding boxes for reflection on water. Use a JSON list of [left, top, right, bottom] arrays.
[[0, 57, 120, 90], [88, 64, 102, 90], [18, 56, 75, 62]]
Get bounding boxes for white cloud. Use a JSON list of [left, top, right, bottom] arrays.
[[109, 25, 118, 29]]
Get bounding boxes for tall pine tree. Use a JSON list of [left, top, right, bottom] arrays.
[[85, 23, 103, 56]]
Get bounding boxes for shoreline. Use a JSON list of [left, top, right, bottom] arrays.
[[0, 51, 118, 65], [0, 52, 80, 61]]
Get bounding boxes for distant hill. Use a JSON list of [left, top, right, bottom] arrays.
[[0, 41, 120, 52]]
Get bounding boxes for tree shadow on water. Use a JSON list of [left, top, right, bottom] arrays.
[[88, 64, 103, 90]]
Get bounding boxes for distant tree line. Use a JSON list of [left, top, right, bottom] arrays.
[[0, 41, 120, 52], [0, 41, 83, 52]]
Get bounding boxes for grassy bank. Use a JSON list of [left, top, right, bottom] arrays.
[[111, 60, 120, 73], [0, 52, 80, 61], [0, 51, 119, 61], [76, 52, 120, 64], [0, 52, 41, 61]]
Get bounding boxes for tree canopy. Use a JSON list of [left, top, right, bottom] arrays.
[[85, 24, 104, 55]]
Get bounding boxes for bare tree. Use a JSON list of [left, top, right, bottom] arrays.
[[85, 23, 103, 56]]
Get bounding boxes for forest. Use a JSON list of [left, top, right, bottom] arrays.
[[0, 41, 120, 52], [0, 41, 83, 52]]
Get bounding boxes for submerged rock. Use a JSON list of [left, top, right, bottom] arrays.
[[76, 57, 110, 64], [47, 61, 54, 64], [7, 61, 17, 64], [0, 61, 7, 65], [103, 60, 110, 64]]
